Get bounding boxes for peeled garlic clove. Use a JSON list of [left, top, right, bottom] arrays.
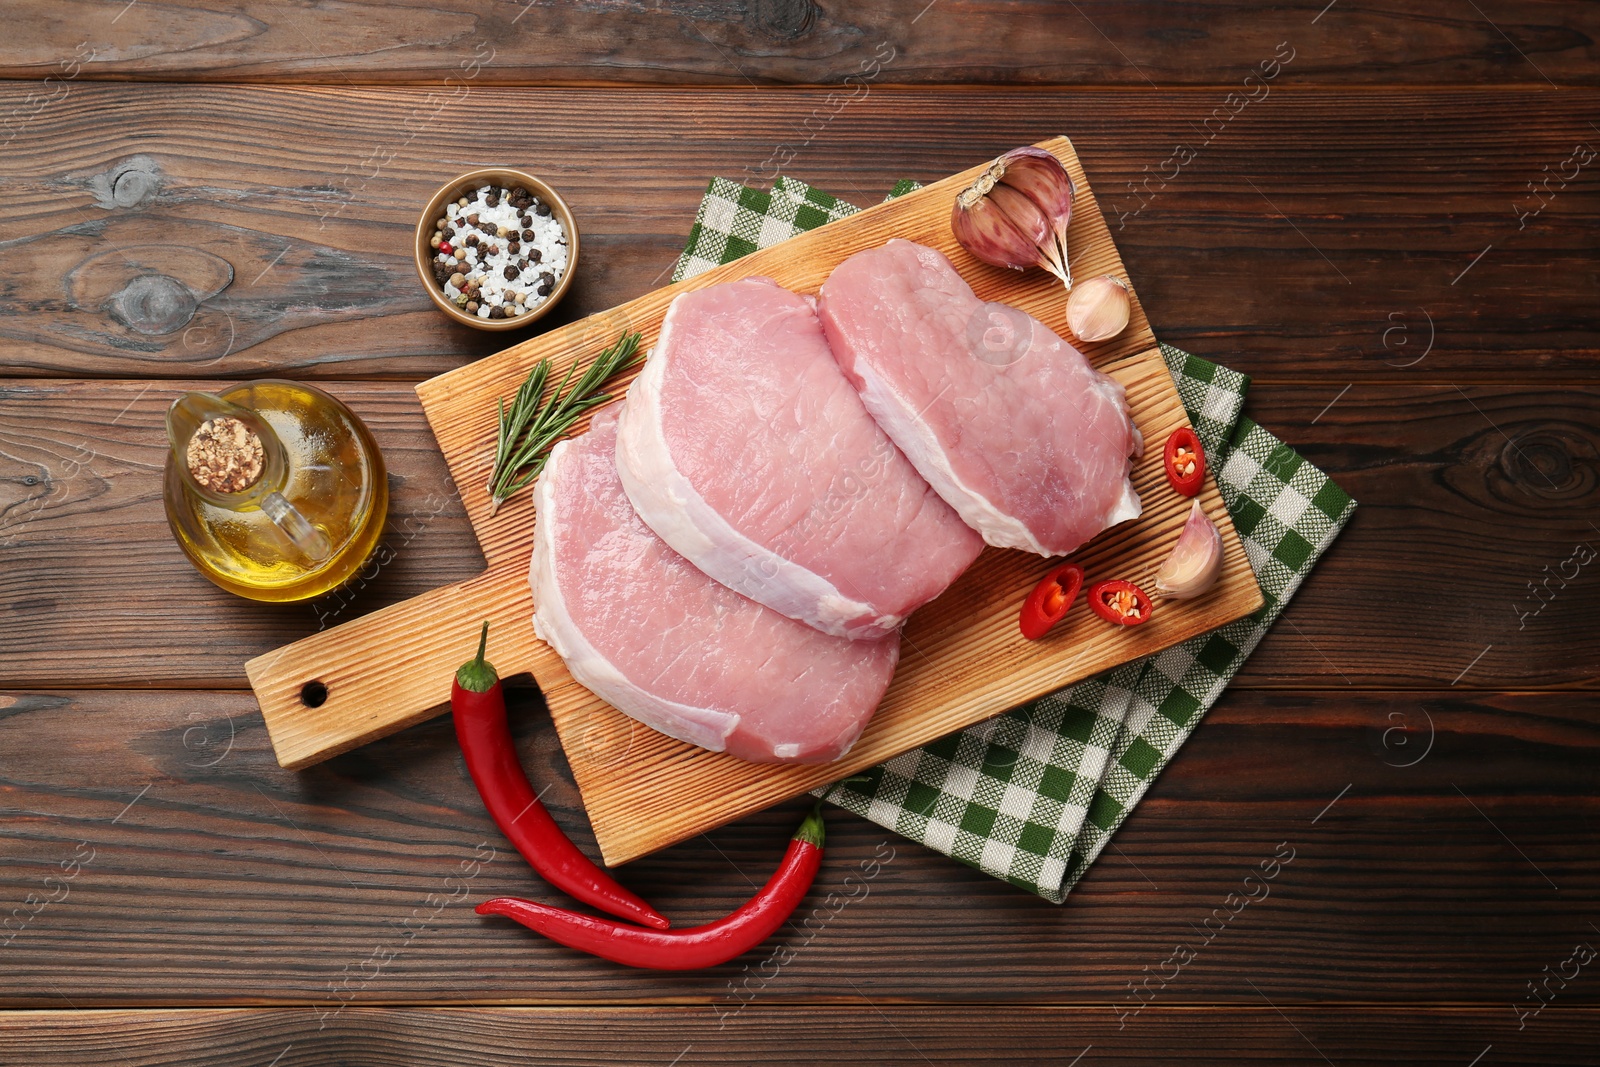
[[950, 192, 1040, 272], [1155, 500, 1223, 599], [1066, 274, 1132, 343], [952, 146, 1076, 287]]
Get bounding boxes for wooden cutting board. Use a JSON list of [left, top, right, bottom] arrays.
[[246, 136, 1263, 867]]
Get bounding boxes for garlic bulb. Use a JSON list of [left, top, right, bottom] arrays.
[[951, 146, 1075, 289], [1154, 500, 1223, 599], [1066, 275, 1131, 343]]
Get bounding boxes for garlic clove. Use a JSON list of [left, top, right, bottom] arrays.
[[1154, 499, 1223, 599], [1065, 274, 1132, 343], [986, 183, 1052, 249], [995, 147, 1074, 285], [950, 192, 1043, 273], [952, 146, 1077, 287], [995, 148, 1076, 231]]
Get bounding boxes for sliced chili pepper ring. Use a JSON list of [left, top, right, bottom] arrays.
[[1019, 563, 1084, 640], [1087, 579, 1153, 627], [1163, 426, 1206, 498]]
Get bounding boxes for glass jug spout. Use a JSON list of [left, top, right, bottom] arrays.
[[165, 391, 333, 563]]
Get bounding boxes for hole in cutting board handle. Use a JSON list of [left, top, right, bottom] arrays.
[[300, 681, 329, 708]]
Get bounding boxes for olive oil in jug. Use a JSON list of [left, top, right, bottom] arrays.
[[163, 380, 388, 602]]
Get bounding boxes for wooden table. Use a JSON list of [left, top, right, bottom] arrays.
[[2, 3, 1596, 1063]]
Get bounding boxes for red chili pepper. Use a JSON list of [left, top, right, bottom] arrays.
[[477, 806, 825, 970], [1019, 563, 1083, 640], [453, 622, 669, 930], [1163, 426, 1206, 497], [1087, 579, 1153, 626]]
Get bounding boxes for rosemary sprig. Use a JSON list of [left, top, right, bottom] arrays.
[[486, 331, 643, 513]]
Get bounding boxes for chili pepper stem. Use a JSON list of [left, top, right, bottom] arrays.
[[456, 620, 499, 694], [795, 804, 826, 849]]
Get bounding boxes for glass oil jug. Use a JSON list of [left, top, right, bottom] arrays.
[[163, 380, 388, 602]]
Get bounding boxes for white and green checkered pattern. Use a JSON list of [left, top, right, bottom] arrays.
[[675, 175, 1355, 902], [672, 176, 864, 283]]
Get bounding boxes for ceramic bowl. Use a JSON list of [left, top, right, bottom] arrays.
[[414, 167, 579, 332]]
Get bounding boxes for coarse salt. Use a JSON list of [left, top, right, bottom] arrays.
[[429, 183, 569, 321]]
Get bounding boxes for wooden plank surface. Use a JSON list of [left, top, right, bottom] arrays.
[[1, 9, 1597, 1056], [4, 0, 1597, 85], [0, 1006, 1596, 1065], [0, 687, 1594, 1006], [0, 86, 1595, 381]]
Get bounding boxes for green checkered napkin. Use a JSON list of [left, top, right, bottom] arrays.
[[674, 176, 1355, 902]]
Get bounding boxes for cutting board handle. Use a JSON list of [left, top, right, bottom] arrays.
[[246, 568, 542, 769]]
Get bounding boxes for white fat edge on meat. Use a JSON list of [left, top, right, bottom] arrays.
[[849, 358, 1054, 556], [1081, 367, 1145, 532], [613, 310, 899, 640], [529, 436, 740, 753]]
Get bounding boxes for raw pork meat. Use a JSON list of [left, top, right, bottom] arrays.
[[530, 410, 899, 764], [818, 239, 1142, 557], [615, 276, 983, 640]]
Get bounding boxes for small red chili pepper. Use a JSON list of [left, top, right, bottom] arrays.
[[1163, 426, 1206, 497], [453, 622, 669, 930], [477, 806, 825, 970], [1087, 579, 1153, 626], [439, 241, 453, 255], [1019, 563, 1084, 640]]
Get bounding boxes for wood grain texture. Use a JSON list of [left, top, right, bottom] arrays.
[[0, 379, 485, 686], [251, 137, 1260, 862], [5, 0, 1597, 86], [1, 1006, 1598, 1066], [2, 7, 1597, 1057], [0, 687, 1594, 1006], [0, 85, 1596, 380], [1228, 383, 1600, 690], [3, 380, 1593, 691]]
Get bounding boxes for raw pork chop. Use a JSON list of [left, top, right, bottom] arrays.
[[615, 276, 983, 640], [530, 410, 899, 764], [818, 239, 1142, 557]]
